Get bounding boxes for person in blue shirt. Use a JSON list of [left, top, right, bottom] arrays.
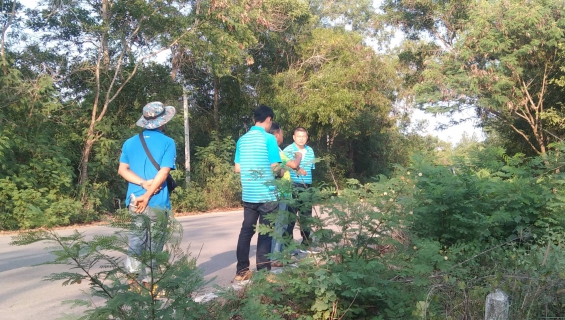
[[233, 105, 282, 281], [117, 101, 177, 287], [283, 127, 316, 249]]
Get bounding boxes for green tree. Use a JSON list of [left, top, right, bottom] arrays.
[[26, 0, 196, 189], [309, 0, 378, 33], [269, 28, 401, 179], [173, 0, 311, 136], [0, 0, 23, 73], [383, 0, 565, 155], [381, 0, 470, 47]]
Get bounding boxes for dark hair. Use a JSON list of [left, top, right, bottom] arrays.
[[253, 104, 275, 123], [269, 122, 281, 134], [294, 126, 308, 135]]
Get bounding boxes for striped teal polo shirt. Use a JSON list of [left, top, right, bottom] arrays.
[[234, 126, 281, 203], [283, 143, 315, 185]]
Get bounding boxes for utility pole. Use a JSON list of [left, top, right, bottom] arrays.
[[183, 91, 190, 186]]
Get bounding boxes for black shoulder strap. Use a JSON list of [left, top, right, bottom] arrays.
[[138, 132, 161, 170]]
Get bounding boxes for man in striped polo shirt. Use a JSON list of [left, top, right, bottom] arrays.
[[283, 127, 316, 250], [233, 105, 282, 281]]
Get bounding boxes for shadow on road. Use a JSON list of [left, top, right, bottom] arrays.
[[197, 245, 257, 276]]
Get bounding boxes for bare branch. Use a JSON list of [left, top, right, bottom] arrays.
[[510, 123, 541, 154]]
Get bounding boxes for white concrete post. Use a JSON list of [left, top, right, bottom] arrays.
[[485, 288, 509, 320]]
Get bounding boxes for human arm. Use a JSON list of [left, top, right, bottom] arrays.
[[285, 151, 302, 169], [117, 162, 154, 191], [234, 139, 241, 173], [297, 147, 314, 176], [271, 162, 284, 177], [132, 167, 170, 213], [282, 145, 306, 174]]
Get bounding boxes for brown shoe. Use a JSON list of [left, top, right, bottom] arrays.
[[234, 269, 252, 281], [271, 261, 284, 268]]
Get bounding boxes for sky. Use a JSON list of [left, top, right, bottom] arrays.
[[411, 109, 485, 145]]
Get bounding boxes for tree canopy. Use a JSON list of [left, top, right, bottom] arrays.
[[383, 0, 565, 155], [2, 0, 565, 230]]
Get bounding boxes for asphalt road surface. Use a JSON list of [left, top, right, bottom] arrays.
[[0, 209, 258, 320]]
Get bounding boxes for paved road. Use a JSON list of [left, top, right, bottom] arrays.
[[0, 209, 255, 320]]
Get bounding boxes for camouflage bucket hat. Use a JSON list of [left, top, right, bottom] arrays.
[[136, 101, 176, 129]]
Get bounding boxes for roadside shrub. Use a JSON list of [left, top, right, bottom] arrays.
[[194, 135, 241, 208], [410, 149, 564, 247], [0, 178, 87, 230], [11, 210, 210, 319], [172, 134, 241, 213], [216, 147, 565, 319], [410, 237, 565, 319], [170, 182, 208, 212]]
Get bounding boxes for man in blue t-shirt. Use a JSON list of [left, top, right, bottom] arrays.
[[283, 127, 316, 249], [117, 101, 177, 286], [233, 105, 282, 281]]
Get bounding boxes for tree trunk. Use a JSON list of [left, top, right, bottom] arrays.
[[77, 0, 109, 188], [79, 134, 95, 187]]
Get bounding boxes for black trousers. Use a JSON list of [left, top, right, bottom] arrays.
[[236, 201, 277, 273]]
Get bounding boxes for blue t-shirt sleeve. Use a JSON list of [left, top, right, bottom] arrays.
[[234, 139, 241, 164], [119, 140, 130, 164], [267, 135, 281, 164], [159, 139, 177, 169]]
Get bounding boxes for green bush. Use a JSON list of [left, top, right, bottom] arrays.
[[410, 148, 565, 247], [0, 178, 88, 230], [193, 135, 241, 209], [11, 210, 210, 319], [0, 66, 93, 230], [170, 182, 208, 212], [14, 143, 565, 319], [215, 147, 565, 319], [172, 134, 241, 213]]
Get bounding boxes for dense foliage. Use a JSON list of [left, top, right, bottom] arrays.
[[382, 0, 565, 155], [13, 144, 565, 318], [0, 0, 430, 230], [5, 0, 565, 318]]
